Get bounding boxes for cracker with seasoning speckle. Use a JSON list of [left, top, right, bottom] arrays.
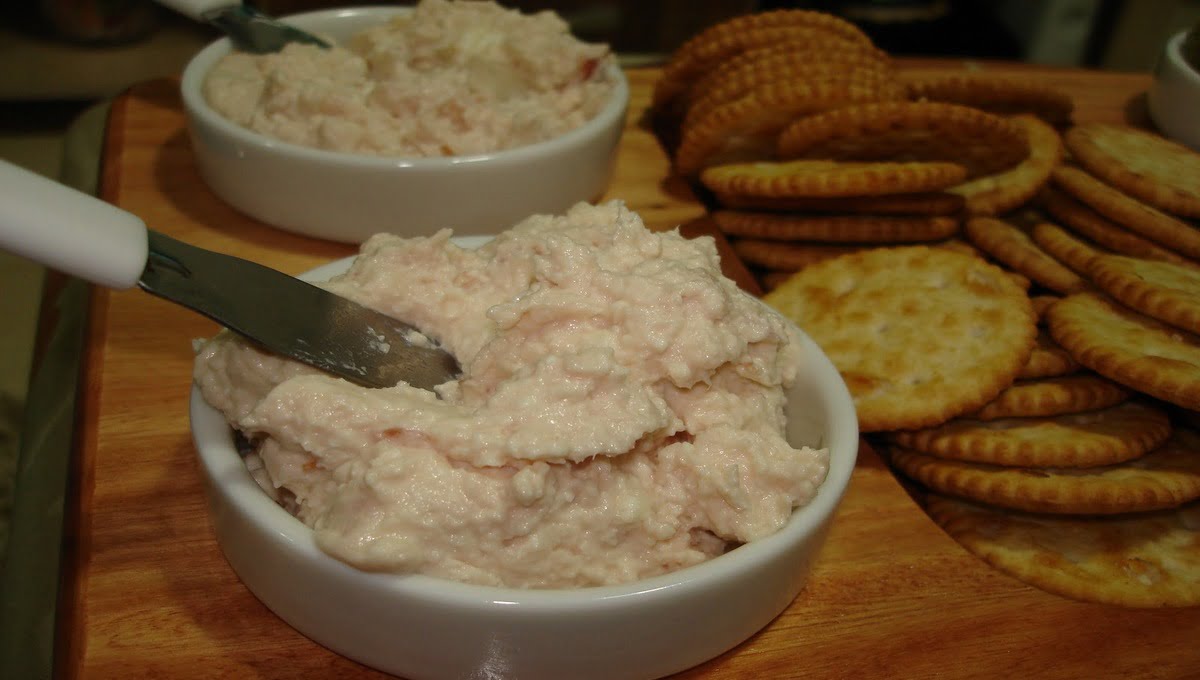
[[924, 493, 1200, 607], [764, 245, 1035, 432], [892, 428, 1200, 516]]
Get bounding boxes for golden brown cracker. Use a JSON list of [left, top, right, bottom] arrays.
[[1030, 221, 1102, 276], [713, 210, 960, 243], [1038, 185, 1196, 267], [1045, 292, 1200, 411], [893, 428, 1200, 515], [932, 238, 983, 258], [710, 191, 966, 215], [904, 74, 1074, 126], [930, 240, 1028, 291], [1051, 165, 1200, 261], [764, 246, 1036, 432], [732, 239, 865, 270], [964, 217, 1090, 295], [776, 101, 1030, 178], [1005, 270, 1032, 292], [653, 10, 875, 111], [675, 82, 894, 176], [889, 401, 1172, 468], [684, 41, 892, 112], [924, 494, 1200, 607], [947, 114, 1063, 216], [686, 60, 900, 125], [1064, 122, 1200, 219], [701, 159, 969, 199], [966, 374, 1129, 421], [1086, 254, 1200, 336], [1019, 330, 1080, 380]]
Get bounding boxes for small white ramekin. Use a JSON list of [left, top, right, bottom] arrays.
[[179, 7, 629, 243], [1149, 30, 1200, 151], [190, 251, 859, 680]]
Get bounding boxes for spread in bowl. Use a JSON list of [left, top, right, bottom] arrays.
[[202, 0, 617, 157], [192, 201, 830, 588]]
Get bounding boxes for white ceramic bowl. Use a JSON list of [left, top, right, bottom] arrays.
[[189, 247, 859, 680], [179, 7, 630, 243], [1149, 29, 1200, 151]]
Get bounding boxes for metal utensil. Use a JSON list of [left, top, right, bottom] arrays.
[[157, 0, 330, 53], [0, 160, 459, 390]]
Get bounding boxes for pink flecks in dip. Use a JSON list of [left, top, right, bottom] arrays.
[[202, 0, 616, 157], [193, 201, 829, 588]]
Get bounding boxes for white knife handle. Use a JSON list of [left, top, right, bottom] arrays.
[[0, 160, 149, 290], [154, 0, 236, 22]]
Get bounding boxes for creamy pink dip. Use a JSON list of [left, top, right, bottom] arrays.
[[193, 201, 829, 588], [202, 0, 615, 157]]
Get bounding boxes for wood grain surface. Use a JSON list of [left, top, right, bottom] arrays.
[[60, 63, 1200, 680]]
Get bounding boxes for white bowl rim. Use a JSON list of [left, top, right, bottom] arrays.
[[191, 237, 859, 611], [179, 6, 631, 170], [1164, 30, 1200, 86]]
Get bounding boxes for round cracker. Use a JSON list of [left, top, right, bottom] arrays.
[[1030, 221, 1102, 276], [732, 239, 865, 270], [763, 246, 1036, 432], [964, 217, 1090, 295], [966, 374, 1128, 420], [776, 101, 1030, 178], [1064, 122, 1200, 219], [686, 60, 900, 125], [947, 114, 1063, 217], [1038, 185, 1197, 267], [710, 191, 966, 215], [1045, 292, 1200, 410], [1005, 270, 1032, 292], [676, 82, 893, 175], [1086, 254, 1200, 336], [1051, 165, 1200, 261], [889, 401, 1172, 468], [933, 238, 983, 258], [924, 493, 1200, 607], [684, 41, 892, 113], [701, 159, 968, 199], [893, 428, 1200, 515], [714, 210, 960, 243], [653, 10, 874, 111], [1018, 330, 1080, 380], [904, 74, 1074, 126]]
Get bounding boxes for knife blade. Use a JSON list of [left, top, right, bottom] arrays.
[[0, 159, 459, 391], [141, 231, 459, 390], [154, 0, 331, 53]]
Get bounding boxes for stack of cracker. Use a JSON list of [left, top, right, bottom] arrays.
[[757, 124, 1200, 607], [652, 9, 1074, 293], [651, 9, 898, 165], [654, 8, 1200, 608]]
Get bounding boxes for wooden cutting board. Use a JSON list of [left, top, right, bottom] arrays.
[[59, 64, 1200, 680]]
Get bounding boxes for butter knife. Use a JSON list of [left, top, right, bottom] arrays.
[[0, 160, 459, 390], [154, 0, 331, 53]]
